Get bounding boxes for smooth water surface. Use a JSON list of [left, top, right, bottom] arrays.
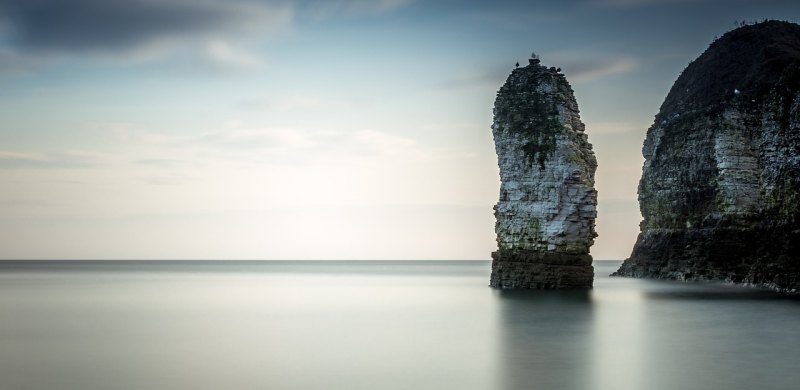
[[1, 261, 798, 390]]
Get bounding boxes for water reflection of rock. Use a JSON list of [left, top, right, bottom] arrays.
[[495, 290, 593, 390]]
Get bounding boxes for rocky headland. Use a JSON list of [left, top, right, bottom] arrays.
[[490, 57, 598, 289], [614, 21, 800, 293]]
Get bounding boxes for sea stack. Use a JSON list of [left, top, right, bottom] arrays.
[[489, 55, 598, 289], [614, 21, 800, 293]]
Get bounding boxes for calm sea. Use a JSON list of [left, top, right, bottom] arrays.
[[0, 260, 798, 390]]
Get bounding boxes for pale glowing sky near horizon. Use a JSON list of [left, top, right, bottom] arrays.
[[1, 0, 798, 260]]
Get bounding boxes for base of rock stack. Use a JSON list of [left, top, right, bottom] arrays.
[[612, 229, 800, 292], [489, 250, 594, 289]]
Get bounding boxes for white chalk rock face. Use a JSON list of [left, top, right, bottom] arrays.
[[489, 58, 597, 289]]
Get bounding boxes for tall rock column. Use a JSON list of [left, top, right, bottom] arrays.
[[489, 57, 598, 289]]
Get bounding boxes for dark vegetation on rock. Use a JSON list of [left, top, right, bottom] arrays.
[[614, 20, 800, 293], [494, 66, 566, 169], [660, 20, 800, 120]]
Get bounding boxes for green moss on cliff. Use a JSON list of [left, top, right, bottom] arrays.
[[495, 68, 565, 169], [526, 217, 543, 245]]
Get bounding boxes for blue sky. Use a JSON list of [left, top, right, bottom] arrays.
[[1, 0, 798, 259]]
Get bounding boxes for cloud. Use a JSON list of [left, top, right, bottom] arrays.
[[571, 57, 636, 83], [200, 40, 264, 71], [0, 0, 293, 73], [341, 0, 413, 14], [542, 51, 637, 84], [192, 128, 318, 151], [459, 9, 563, 31], [140, 173, 197, 186], [133, 158, 186, 168], [239, 95, 355, 112], [0, 150, 104, 169], [586, 120, 649, 135], [0, 0, 418, 72], [352, 129, 419, 156], [438, 67, 510, 91], [0, 0, 292, 53], [301, 0, 413, 21], [440, 53, 638, 90], [0, 50, 39, 75], [107, 124, 436, 167], [187, 128, 432, 163], [584, 0, 717, 8]]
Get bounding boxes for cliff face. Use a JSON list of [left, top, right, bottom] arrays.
[[490, 58, 597, 289], [614, 21, 800, 293]]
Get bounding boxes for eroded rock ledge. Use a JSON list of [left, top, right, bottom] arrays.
[[490, 57, 597, 289]]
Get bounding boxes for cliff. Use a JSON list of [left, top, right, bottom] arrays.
[[614, 21, 800, 293], [490, 57, 598, 289]]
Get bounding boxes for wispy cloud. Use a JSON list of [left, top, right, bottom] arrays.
[[0, 50, 40, 75], [190, 128, 433, 164], [0, 0, 293, 53], [140, 173, 197, 186], [0, 150, 105, 169], [191, 128, 319, 151], [106, 124, 437, 167], [0, 0, 417, 72], [572, 57, 636, 83], [239, 95, 355, 112], [0, 0, 293, 73], [584, 0, 714, 8], [438, 67, 510, 91], [301, 0, 413, 21], [440, 52, 638, 90], [133, 158, 187, 168], [459, 9, 563, 31], [542, 51, 637, 84], [198, 40, 264, 71], [587, 120, 649, 135]]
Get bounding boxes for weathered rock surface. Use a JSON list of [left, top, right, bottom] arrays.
[[490, 57, 597, 289], [614, 21, 800, 293]]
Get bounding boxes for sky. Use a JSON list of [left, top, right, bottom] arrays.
[[1, 0, 798, 260]]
